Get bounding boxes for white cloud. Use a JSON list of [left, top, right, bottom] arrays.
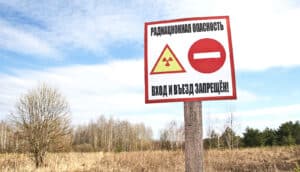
[[0, 0, 160, 54], [207, 103, 300, 121], [237, 89, 269, 102], [238, 104, 300, 118], [1, 0, 300, 70], [0, 20, 59, 58]]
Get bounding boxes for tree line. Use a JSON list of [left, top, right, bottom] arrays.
[[0, 116, 153, 153], [1, 118, 299, 153], [72, 116, 153, 152], [204, 121, 300, 149]]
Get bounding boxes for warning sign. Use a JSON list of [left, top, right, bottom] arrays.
[[144, 16, 237, 103], [151, 44, 186, 74]]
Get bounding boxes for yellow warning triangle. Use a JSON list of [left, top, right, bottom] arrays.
[[151, 44, 186, 74]]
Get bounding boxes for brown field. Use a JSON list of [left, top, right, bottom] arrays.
[[0, 146, 299, 172]]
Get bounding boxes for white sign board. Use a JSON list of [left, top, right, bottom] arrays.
[[145, 16, 236, 103]]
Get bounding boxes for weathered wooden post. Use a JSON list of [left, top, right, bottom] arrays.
[[184, 101, 203, 171]]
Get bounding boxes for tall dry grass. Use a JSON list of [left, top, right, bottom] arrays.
[[205, 146, 300, 171], [0, 146, 299, 171]]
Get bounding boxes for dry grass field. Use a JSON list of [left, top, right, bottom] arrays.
[[0, 146, 299, 172]]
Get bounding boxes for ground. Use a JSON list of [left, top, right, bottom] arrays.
[[0, 146, 299, 171]]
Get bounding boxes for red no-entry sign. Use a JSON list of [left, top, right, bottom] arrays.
[[188, 38, 226, 73]]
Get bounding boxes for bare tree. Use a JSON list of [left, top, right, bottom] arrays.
[[159, 120, 184, 150], [222, 105, 241, 149], [10, 84, 71, 168], [0, 121, 9, 152]]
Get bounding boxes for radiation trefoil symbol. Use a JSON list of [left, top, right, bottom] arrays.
[[150, 44, 186, 74]]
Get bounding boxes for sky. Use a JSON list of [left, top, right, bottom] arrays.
[[0, 0, 300, 138]]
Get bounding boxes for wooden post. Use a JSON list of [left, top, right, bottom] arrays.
[[184, 101, 204, 172]]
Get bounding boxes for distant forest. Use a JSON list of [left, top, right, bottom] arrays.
[[0, 116, 299, 153]]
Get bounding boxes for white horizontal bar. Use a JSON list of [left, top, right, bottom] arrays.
[[193, 51, 220, 59]]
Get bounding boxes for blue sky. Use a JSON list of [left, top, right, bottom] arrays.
[[0, 0, 300, 138]]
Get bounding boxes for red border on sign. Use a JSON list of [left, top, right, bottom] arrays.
[[150, 44, 186, 74], [144, 16, 237, 103]]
